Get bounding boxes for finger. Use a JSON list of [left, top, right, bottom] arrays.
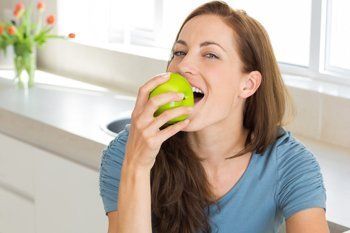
[[156, 119, 190, 141], [148, 106, 193, 131], [133, 72, 171, 115], [141, 92, 185, 121]]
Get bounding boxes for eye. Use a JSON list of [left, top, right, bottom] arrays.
[[205, 53, 219, 59], [172, 50, 186, 57]]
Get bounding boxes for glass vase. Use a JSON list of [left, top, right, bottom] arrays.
[[13, 46, 37, 89]]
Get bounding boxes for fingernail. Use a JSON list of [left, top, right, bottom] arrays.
[[178, 93, 185, 99], [161, 72, 171, 77]]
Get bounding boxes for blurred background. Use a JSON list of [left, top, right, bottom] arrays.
[[0, 0, 349, 232]]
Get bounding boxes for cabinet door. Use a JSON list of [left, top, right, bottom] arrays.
[[0, 187, 36, 233], [34, 150, 108, 233], [0, 133, 35, 197]]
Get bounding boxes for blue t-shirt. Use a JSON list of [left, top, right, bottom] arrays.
[[99, 124, 326, 233]]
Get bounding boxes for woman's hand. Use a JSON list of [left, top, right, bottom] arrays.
[[124, 72, 193, 171]]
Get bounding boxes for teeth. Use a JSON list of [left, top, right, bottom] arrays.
[[192, 86, 204, 94]]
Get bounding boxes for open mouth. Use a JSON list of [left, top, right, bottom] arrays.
[[192, 86, 205, 104], [194, 92, 204, 103]]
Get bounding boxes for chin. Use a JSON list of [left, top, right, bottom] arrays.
[[181, 127, 195, 132], [179, 121, 195, 132], [180, 120, 205, 132]]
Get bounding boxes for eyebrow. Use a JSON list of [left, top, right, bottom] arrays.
[[175, 39, 227, 52]]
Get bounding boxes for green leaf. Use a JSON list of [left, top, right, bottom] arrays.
[[44, 34, 65, 39], [34, 26, 52, 41]]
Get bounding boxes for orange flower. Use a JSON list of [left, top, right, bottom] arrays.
[[37, 1, 44, 12], [46, 15, 55, 25], [7, 26, 16, 35], [0, 26, 3, 35], [13, 2, 25, 18], [14, 2, 24, 12], [68, 33, 75, 39]]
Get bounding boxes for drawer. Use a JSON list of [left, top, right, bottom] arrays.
[[0, 133, 35, 197]]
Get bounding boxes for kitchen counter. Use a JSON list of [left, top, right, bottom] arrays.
[[0, 70, 349, 229], [0, 70, 136, 170]]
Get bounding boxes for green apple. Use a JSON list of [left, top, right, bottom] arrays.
[[149, 73, 194, 125]]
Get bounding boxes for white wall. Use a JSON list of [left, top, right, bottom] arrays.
[[0, 0, 57, 20], [37, 39, 168, 94], [1, 0, 168, 94], [0, 0, 16, 20], [2, 0, 350, 150]]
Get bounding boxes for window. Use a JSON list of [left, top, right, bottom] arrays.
[[57, 0, 350, 83], [57, 0, 110, 44], [326, 0, 350, 72], [229, 0, 312, 67], [108, 0, 210, 49]]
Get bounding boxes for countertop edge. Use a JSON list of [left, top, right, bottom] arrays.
[[0, 106, 107, 171]]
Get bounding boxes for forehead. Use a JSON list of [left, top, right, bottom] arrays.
[[177, 14, 236, 50]]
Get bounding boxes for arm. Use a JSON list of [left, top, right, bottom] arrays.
[[116, 162, 152, 233], [100, 127, 153, 233], [107, 211, 118, 233], [101, 73, 191, 232], [286, 208, 329, 233]]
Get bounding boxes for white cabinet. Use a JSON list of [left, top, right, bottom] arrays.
[[0, 133, 35, 197], [0, 132, 108, 233], [0, 133, 36, 233], [34, 147, 107, 233], [0, 187, 36, 233]]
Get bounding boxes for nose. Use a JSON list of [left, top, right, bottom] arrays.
[[177, 53, 200, 77]]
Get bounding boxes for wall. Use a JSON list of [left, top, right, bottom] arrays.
[[37, 39, 168, 94], [37, 38, 350, 150], [1, 0, 350, 150], [0, 0, 56, 20], [1, 0, 168, 94]]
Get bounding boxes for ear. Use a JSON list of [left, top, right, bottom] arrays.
[[239, 71, 262, 99]]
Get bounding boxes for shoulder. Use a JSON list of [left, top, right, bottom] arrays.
[[274, 127, 302, 150], [101, 123, 131, 165], [112, 123, 131, 145], [99, 124, 131, 213], [273, 127, 319, 169], [272, 127, 327, 219], [107, 124, 130, 151]]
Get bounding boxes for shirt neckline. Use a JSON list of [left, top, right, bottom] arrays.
[[210, 149, 257, 205]]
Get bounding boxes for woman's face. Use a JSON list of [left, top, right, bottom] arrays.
[[167, 14, 249, 132]]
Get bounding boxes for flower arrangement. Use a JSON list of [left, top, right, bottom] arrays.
[[0, 1, 75, 89]]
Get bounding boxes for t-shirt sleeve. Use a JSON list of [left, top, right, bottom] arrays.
[[99, 124, 130, 215], [275, 137, 327, 220]]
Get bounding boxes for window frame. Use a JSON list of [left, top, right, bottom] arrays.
[[275, 0, 350, 85], [60, 0, 350, 86], [323, 0, 350, 78]]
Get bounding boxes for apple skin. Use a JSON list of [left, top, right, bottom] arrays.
[[149, 73, 194, 125]]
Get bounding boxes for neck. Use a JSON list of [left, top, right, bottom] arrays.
[[186, 118, 249, 169]]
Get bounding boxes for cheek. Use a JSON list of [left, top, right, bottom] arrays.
[[210, 71, 239, 96], [207, 75, 241, 110], [221, 68, 243, 95]]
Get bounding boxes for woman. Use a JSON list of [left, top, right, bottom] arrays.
[[99, 1, 328, 232]]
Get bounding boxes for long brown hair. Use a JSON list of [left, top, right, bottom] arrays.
[[151, 1, 295, 232]]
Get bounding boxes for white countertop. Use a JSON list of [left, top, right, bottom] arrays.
[[0, 70, 136, 170], [0, 70, 349, 228]]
